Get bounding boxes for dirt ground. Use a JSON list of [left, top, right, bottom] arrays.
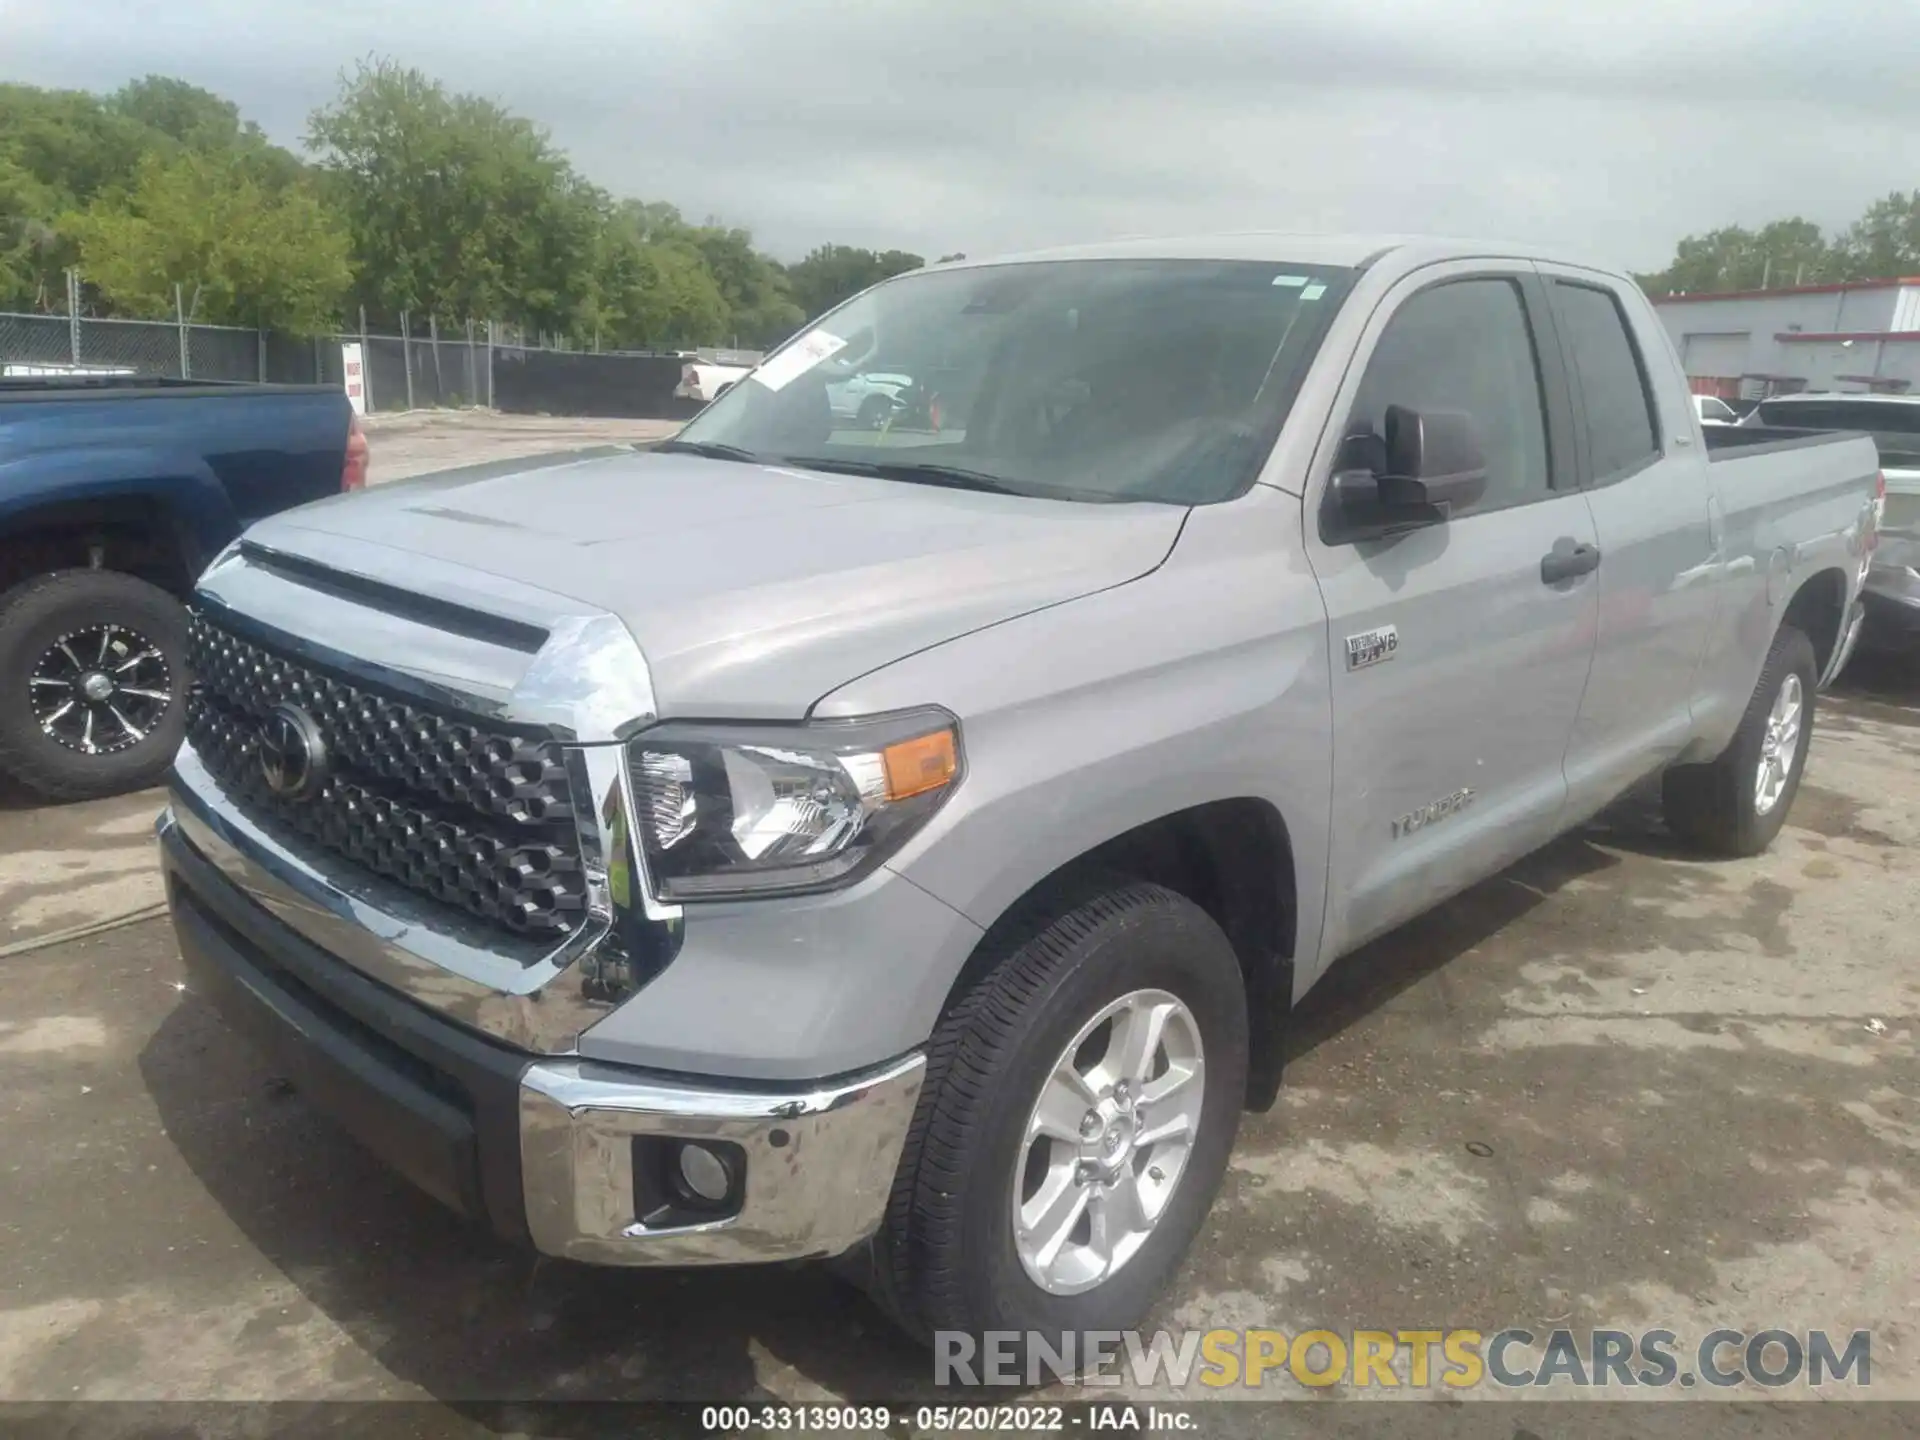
[[362, 410, 683, 483], [0, 651, 1915, 1423]]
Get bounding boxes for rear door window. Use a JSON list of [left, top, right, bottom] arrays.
[[1551, 281, 1661, 484]]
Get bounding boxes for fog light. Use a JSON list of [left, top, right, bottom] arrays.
[[677, 1142, 734, 1204]]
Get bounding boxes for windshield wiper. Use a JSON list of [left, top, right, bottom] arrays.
[[654, 439, 764, 463], [779, 455, 1032, 496]]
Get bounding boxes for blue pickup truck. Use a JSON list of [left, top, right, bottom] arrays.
[[0, 378, 366, 800]]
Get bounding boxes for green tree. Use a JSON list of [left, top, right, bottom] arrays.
[[583, 204, 728, 349], [65, 149, 351, 329], [0, 79, 317, 311], [110, 77, 309, 191], [1839, 191, 1920, 282], [785, 243, 924, 319], [1636, 218, 1840, 295], [685, 223, 803, 346], [307, 59, 601, 333], [0, 83, 153, 305], [0, 84, 151, 210], [0, 157, 64, 309], [605, 201, 800, 346], [108, 76, 244, 150]]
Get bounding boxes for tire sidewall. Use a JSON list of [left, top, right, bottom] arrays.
[[1728, 628, 1817, 851], [0, 571, 188, 800], [950, 901, 1248, 1338]]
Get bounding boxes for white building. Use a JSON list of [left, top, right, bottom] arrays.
[[1651, 277, 1920, 401]]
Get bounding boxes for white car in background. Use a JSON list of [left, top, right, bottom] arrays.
[[675, 361, 753, 404], [827, 370, 914, 427], [1695, 394, 1738, 426]]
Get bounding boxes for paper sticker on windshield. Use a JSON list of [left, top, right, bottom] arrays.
[[1301, 283, 1327, 301], [750, 329, 848, 393], [1271, 274, 1309, 288]]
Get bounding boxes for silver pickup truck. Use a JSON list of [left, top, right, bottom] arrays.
[[158, 235, 1881, 1351]]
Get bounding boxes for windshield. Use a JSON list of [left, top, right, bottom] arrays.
[[672, 258, 1354, 504]]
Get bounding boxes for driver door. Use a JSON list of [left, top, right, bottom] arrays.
[[1305, 265, 1601, 965]]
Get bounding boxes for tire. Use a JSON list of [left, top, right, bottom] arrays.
[[857, 394, 894, 429], [866, 878, 1249, 1361], [0, 569, 189, 802], [1661, 624, 1817, 857]]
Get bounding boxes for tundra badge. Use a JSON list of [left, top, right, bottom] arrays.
[[1393, 788, 1476, 838], [1346, 625, 1399, 671]]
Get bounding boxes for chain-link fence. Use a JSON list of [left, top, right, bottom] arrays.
[[2, 270, 765, 416], [0, 308, 496, 408], [0, 312, 84, 372]]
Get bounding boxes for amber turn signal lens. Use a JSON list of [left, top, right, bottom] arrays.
[[882, 729, 958, 801]]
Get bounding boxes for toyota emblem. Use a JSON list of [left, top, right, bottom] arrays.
[[258, 703, 328, 799]]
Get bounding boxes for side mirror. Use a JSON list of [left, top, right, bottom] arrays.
[[1383, 405, 1488, 510], [1324, 405, 1489, 543]]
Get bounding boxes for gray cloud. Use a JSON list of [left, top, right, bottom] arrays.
[[5, 0, 1916, 269]]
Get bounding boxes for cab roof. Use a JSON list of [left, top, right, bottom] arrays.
[[938, 232, 1627, 280]]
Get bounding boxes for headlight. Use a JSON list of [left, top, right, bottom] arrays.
[[627, 709, 961, 901]]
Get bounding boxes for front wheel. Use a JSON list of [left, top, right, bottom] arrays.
[[1662, 624, 1817, 856], [869, 880, 1249, 1355]]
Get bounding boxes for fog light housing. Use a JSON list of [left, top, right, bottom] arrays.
[[632, 1136, 747, 1227]]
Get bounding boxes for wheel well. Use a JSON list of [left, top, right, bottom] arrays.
[[945, 799, 1298, 1112], [1782, 567, 1847, 677], [0, 498, 194, 599]]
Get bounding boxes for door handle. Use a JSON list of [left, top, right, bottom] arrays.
[[1541, 542, 1602, 584]]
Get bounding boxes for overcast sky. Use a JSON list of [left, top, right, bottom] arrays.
[[4, 0, 1915, 269]]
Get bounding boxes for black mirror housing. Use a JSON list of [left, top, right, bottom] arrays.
[[1382, 404, 1489, 510], [1322, 405, 1489, 545]]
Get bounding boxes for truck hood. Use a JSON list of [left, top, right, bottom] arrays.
[[247, 448, 1186, 718]]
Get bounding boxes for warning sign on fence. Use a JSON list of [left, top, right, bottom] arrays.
[[341, 342, 367, 414]]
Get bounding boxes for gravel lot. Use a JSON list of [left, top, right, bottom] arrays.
[[0, 630, 1915, 1420], [363, 409, 683, 482]]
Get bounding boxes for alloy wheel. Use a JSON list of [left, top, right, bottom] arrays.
[[1754, 671, 1804, 816], [29, 625, 174, 755], [1011, 988, 1206, 1296]]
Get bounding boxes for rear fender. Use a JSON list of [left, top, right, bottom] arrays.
[[0, 447, 237, 576]]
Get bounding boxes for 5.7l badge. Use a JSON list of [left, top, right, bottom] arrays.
[[1345, 625, 1399, 671]]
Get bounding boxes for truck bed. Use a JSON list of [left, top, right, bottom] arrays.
[[0, 377, 338, 402], [1701, 424, 1869, 460]]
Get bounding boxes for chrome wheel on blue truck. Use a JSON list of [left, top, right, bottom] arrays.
[[29, 619, 175, 756], [0, 569, 188, 800]]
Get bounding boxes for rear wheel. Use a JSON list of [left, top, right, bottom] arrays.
[[0, 569, 188, 801], [1662, 624, 1816, 856], [864, 879, 1248, 1358]]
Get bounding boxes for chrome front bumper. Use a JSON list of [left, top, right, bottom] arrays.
[[520, 1053, 924, 1266], [159, 800, 925, 1267]]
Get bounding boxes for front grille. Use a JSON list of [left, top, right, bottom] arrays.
[[185, 609, 588, 943]]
